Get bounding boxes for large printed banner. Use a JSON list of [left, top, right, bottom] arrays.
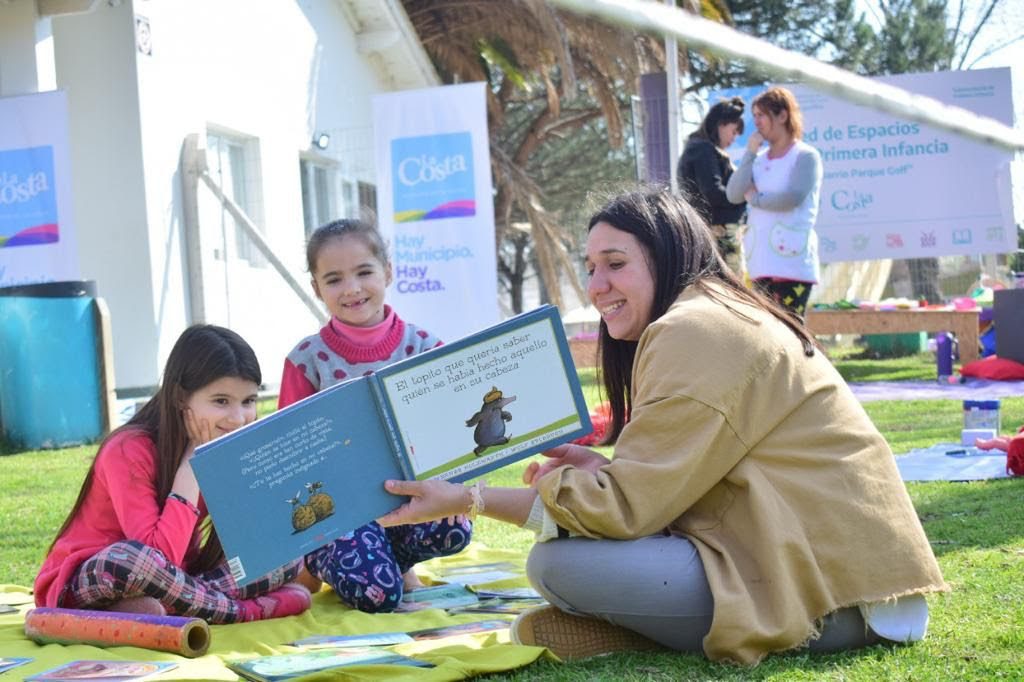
[[712, 68, 1018, 263], [373, 83, 498, 341], [0, 90, 79, 287]]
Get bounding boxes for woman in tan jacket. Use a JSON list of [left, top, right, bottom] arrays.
[[378, 188, 946, 665]]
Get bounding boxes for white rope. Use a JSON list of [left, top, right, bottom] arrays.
[[549, 0, 1024, 152]]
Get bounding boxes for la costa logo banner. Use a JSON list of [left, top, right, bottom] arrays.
[[391, 132, 475, 223], [0, 145, 59, 248]]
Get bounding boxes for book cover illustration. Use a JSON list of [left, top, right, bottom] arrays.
[[0, 657, 31, 675], [228, 648, 432, 682], [25, 660, 176, 681], [193, 305, 591, 584], [433, 561, 521, 586], [290, 631, 413, 648], [396, 584, 479, 612], [407, 619, 511, 641], [470, 586, 543, 600], [447, 597, 548, 615]]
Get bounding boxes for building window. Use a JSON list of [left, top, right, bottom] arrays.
[[206, 131, 265, 266], [300, 157, 339, 236], [357, 181, 377, 215]]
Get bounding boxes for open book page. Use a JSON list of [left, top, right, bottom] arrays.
[[379, 307, 590, 481]]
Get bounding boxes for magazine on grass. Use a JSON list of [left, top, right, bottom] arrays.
[[192, 305, 592, 584]]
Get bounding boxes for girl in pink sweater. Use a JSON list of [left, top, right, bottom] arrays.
[[279, 219, 471, 612], [35, 325, 311, 623]]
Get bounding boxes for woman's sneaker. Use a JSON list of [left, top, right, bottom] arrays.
[[511, 605, 666, 660]]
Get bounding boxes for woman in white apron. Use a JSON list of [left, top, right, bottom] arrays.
[[726, 86, 823, 318]]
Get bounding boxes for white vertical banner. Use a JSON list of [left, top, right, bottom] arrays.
[[373, 82, 498, 342], [0, 90, 79, 287]]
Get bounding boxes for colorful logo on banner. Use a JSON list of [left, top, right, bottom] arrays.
[[0, 145, 59, 248], [391, 132, 475, 223]]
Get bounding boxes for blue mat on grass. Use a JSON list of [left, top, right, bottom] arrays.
[[895, 443, 1009, 481], [848, 378, 1024, 403]]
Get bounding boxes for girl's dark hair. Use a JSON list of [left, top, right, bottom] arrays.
[[752, 86, 804, 139], [306, 217, 389, 274], [48, 325, 261, 574], [588, 187, 817, 443], [692, 96, 745, 147]]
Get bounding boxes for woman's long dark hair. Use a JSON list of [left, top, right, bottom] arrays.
[[48, 325, 261, 573], [691, 96, 745, 148], [589, 188, 817, 443]]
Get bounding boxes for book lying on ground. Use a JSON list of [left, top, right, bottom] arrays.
[[25, 660, 176, 681], [407, 619, 511, 641], [448, 597, 548, 615], [193, 305, 592, 584], [434, 561, 521, 586], [396, 583, 479, 612], [0, 658, 31, 675], [228, 648, 432, 682], [290, 631, 414, 648], [470, 586, 543, 600]]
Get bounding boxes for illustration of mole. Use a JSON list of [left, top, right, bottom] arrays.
[[465, 385, 517, 455], [288, 492, 316, 532], [305, 481, 335, 521]]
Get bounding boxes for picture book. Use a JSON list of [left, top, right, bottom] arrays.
[[25, 660, 176, 681], [0, 657, 31, 675], [193, 305, 591, 584], [470, 586, 542, 600], [290, 631, 413, 648], [0, 604, 18, 614], [434, 562, 521, 586], [396, 584, 479, 612], [447, 597, 548, 615], [407, 619, 511, 641], [228, 648, 432, 681]]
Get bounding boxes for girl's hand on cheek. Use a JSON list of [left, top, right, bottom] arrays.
[[184, 408, 214, 459]]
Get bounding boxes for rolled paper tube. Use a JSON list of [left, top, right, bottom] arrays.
[[24, 607, 210, 658]]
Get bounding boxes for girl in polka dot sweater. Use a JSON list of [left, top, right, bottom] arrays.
[[279, 218, 472, 612]]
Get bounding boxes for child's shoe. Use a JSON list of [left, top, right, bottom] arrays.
[[241, 583, 312, 621]]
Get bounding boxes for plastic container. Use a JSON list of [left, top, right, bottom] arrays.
[[963, 399, 1000, 433], [936, 332, 953, 378], [0, 280, 104, 450]]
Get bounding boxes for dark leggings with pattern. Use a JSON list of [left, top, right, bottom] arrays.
[[753, 278, 814, 318], [305, 518, 472, 613]]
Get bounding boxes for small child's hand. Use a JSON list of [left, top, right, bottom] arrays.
[[974, 435, 1012, 452]]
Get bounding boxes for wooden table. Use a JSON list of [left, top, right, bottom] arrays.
[[805, 309, 980, 365]]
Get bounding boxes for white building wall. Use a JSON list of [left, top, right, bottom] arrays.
[[48, 0, 425, 392], [51, 3, 156, 389]]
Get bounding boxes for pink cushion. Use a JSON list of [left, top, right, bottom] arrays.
[[960, 355, 1024, 380]]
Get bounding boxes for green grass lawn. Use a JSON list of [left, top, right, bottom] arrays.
[[2, 355, 1023, 680]]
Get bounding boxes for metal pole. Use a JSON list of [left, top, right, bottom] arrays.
[[664, 0, 680, 191]]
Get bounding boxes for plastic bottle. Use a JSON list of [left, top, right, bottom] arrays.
[[936, 332, 953, 381]]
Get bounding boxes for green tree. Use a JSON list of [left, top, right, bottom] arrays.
[[400, 0, 672, 313]]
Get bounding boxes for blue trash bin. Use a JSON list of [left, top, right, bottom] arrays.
[[0, 280, 104, 450]]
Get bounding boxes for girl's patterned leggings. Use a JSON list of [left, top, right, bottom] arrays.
[[63, 540, 301, 623], [754, 278, 814, 318], [305, 518, 472, 613]]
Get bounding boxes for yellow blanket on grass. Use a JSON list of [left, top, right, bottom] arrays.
[[0, 546, 550, 681]]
